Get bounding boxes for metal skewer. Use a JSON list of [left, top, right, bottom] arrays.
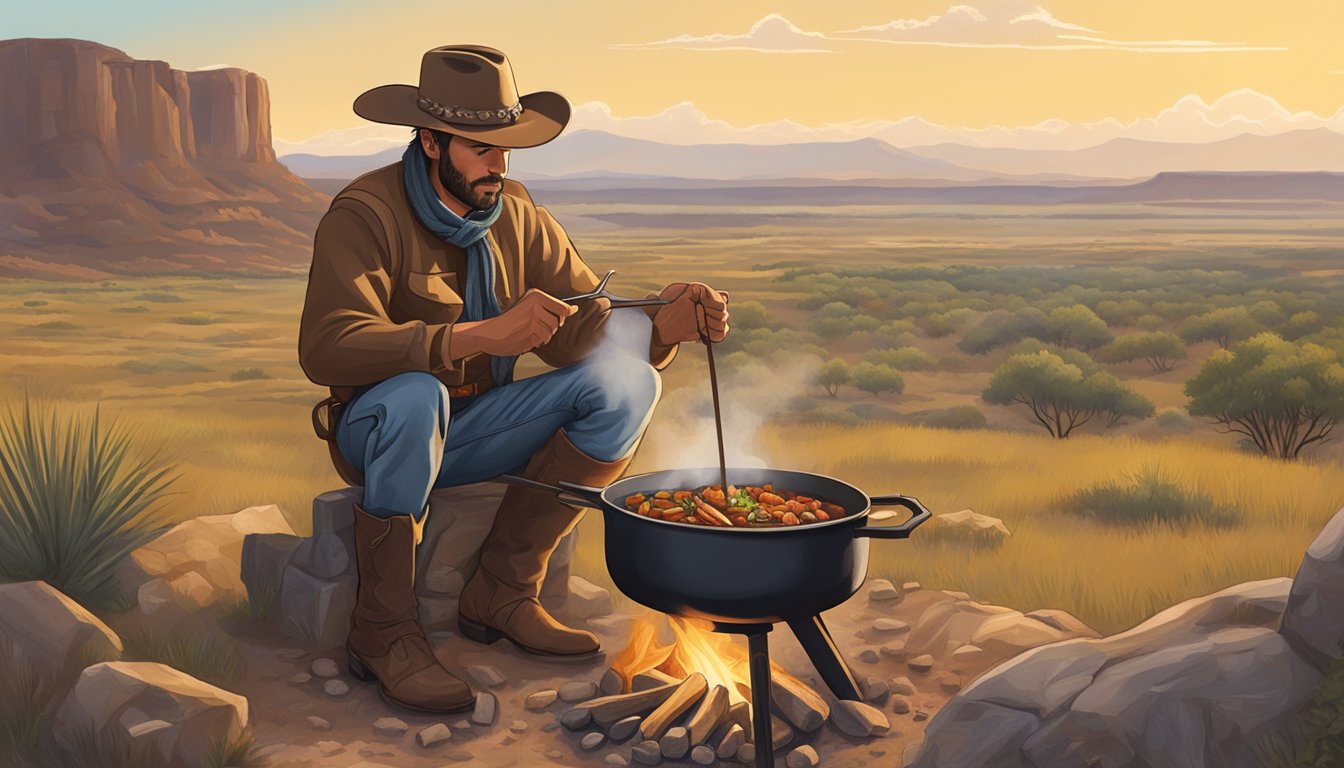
[[698, 303, 729, 496]]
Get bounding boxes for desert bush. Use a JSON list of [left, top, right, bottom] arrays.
[[136, 291, 184, 302], [983, 348, 1153, 437], [851, 362, 905, 398], [910, 405, 988, 430], [1295, 651, 1344, 768], [1180, 307, 1260, 350], [229, 368, 271, 381], [1156, 407, 1194, 430], [864, 347, 936, 371], [728, 300, 771, 332], [1067, 464, 1239, 529], [29, 321, 79, 332], [109, 306, 149, 314], [958, 308, 1049, 354], [0, 397, 178, 609], [119, 359, 210, 374], [1096, 332, 1188, 372], [21, 300, 47, 307], [1045, 304, 1115, 350]]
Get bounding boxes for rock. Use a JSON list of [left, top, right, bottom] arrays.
[[890, 676, 916, 696], [466, 665, 506, 688], [373, 717, 408, 737], [581, 731, 606, 750], [660, 726, 690, 759], [240, 532, 302, 612], [291, 532, 352, 580], [868, 579, 901, 602], [632, 738, 663, 764], [454, 719, 472, 730], [830, 700, 890, 738], [903, 599, 1016, 658], [1024, 609, 1099, 638], [499, 735, 516, 747], [417, 723, 452, 747], [311, 658, 339, 678], [601, 667, 624, 695], [167, 571, 215, 608], [288, 672, 311, 685], [566, 576, 614, 620], [316, 740, 344, 756], [278, 564, 355, 647], [908, 654, 933, 673], [509, 720, 528, 734], [969, 612, 1075, 657], [324, 679, 349, 697], [561, 706, 593, 730], [787, 745, 820, 768], [691, 744, 716, 765], [307, 715, 331, 731], [632, 669, 678, 691], [950, 644, 985, 665], [902, 581, 922, 592], [471, 692, 498, 726], [136, 579, 177, 615], [606, 754, 630, 767], [931, 509, 1011, 546], [858, 649, 879, 663], [1281, 505, 1344, 672], [873, 618, 910, 634], [859, 676, 890, 703], [935, 672, 962, 693], [525, 689, 559, 710], [891, 696, 911, 715], [610, 715, 642, 742], [540, 527, 580, 613], [53, 661, 247, 768], [716, 723, 745, 759], [880, 642, 907, 661], [913, 709, 930, 722], [559, 679, 599, 702], [0, 581, 122, 683]]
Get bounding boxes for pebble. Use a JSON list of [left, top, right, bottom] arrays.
[[787, 745, 821, 768], [315, 740, 343, 756], [600, 668, 624, 695], [632, 739, 663, 765], [561, 707, 593, 730], [902, 581, 922, 592], [951, 644, 984, 662], [891, 696, 911, 715], [691, 744, 716, 765], [525, 689, 559, 710], [509, 720, 528, 734], [944, 590, 971, 600], [868, 578, 900, 601], [606, 755, 630, 767], [500, 735, 517, 746], [908, 654, 934, 673], [859, 676, 890, 703], [453, 720, 473, 730], [858, 649, 880, 663], [936, 672, 962, 693], [466, 665, 506, 688], [445, 751, 475, 762], [581, 731, 606, 750], [609, 715, 642, 742], [544, 748, 561, 758], [417, 723, 452, 747], [559, 680, 599, 702], [880, 643, 907, 661], [541, 721, 561, 733], [311, 658, 340, 678], [890, 676, 916, 696], [472, 692, 499, 726], [660, 726, 690, 759], [287, 673, 311, 685], [373, 717, 408, 737], [323, 679, 349, 697], [872, 618, 910, 634], [277, 648, 307, 661], [913, 708, 930, 722], [306, 715, 331, 731], [830, 700, 891, 738]]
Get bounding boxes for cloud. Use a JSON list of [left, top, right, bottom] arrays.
[[833, 1, 1285, 52], [274, 123, 411, 156], [616, 13, 833, 53]]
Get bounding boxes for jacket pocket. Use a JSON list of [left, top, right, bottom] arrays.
[[404, 271, 464, 323]]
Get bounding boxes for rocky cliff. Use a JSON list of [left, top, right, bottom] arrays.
[[0, 38, 327, 278]]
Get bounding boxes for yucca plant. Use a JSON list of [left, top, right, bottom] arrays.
[[0, 395, 180, 609]]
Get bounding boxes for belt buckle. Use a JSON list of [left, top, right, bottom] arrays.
[[448, 382, 478, 398]]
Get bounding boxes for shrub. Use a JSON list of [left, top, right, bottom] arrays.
[[136, 291, 184, 302], [851, 362, 905, 398], [119, 359, 210, 374], [171, 312, 219, 325], [910, 405, 988, 430], [1295, 652, 1344, 768], [21, 300, 47, 307], [0, 397, 178, 609], [229, 368, 271, 381], [864, 347, 936, 371], [812, 359, 850, 397], [1155, 407, 1194, 430], [1067, 464, 1239, 529]]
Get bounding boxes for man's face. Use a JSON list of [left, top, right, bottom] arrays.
[[437, 135, 509, 211]]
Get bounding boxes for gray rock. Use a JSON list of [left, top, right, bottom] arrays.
[[787, 745, 821, 768], [909, 700, 1039, 768], [0, 581, 123, 683], [316, 740, 344, 756], [466, 665, 506, 688], [600, 667, 624, 695], [581, 731, 607, 750], [417, 723, 452, 747], [868, 579, 900, 602], [307, 715, 331, 731], [891, 696, 911, 715], [1281, 505, 1344, 672], [525, 689, 559, 710], [471, 692, 498, 726], [880, 642, 907, 661], [311, 658, 339, 678], [858, 649, 879, 663], [902, 581, 922, 592], [324, 679, 350, 697], [559, 679, 599, 702], [561, 706, 592, 730], [311, 488, 360, 539], [609, 715, 642, 742], [606, 754, 630, 767], [830, 700, 890, 738], [288, 672, 311, 685], [632, 739, 663, 764], [859, 676, 890, 703], [373, 717, 408, 737], [453, 719, 472, 730], [241, 532, 303, 613], [660, 726, 690, 759], [936, 672, 962, 693], [509, 719, 528, 734], [691, 744, 717, 765], [278, 564, 355, 647], [291, 532, 351, 580]]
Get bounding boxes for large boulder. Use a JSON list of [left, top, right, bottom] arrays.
[[1280, 505, 1344, 672], [0, 580, 122, 683], [53, 661, 248, 768]]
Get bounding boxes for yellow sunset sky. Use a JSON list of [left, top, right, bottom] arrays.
[[7, 0, 1344, 144]]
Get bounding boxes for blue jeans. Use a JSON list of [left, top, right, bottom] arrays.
[[335, 354, 660, 519]]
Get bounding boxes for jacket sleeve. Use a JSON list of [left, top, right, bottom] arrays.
[[524, 204, 679, 370], [298, 201, 459, 387]]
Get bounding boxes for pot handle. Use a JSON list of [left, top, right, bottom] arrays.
[[492, 475, 605, 510], [855, 494, 932, 539]]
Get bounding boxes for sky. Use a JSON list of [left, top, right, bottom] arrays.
[[5, 0, 1343, 152]]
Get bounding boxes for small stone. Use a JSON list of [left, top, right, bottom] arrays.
[[500, 735, 517, 746], [736, 742, 756, 764], [288, 672, 311, 685], [277, 648, 307, 661], [880, 643, 907, 662], [467, 665, 506, 688], [606, 755, 630, 767], [872, 618, 910, 634], [373, 717, 409, 737], [660, 726, 690, 759], [316, 740, 343, 756], [830, 700, 891, 738], [902, 581, 921, 592], [632, 739, 662, 765], [858, 649, 880, 663], [307, 715, 332, 731], [936, 672, 962, 693], [542, 722, 561, 733], [525, 689, 559, 710], [691, 744, 716, 765], [359, 743, 396, 757], [859, 676, 890, 703], [561, 707, 593, 730], [581, 731, 607, 750], [716, 724, 745, 759], [544, 748, 560, 758], [870, 749, 887, 758], [417, 723, 452, 747], [868, 579, 900, 601], [913, 708, 930, 722], [472, 692, 498, 726], [453, 720, 472, 730], [559, 680, 599, 702], [609, 715, 642, 742], [908, 654, 934, 673], [600, 667, 624, 695], [323, 679, 350, 697], [311, 658, 340, 678], [889, 676, 916, 696], [951, 644, 984, 662], [787, 745, 821, 768], [445, 751, 475, 761], [891, 696, 911, 715], [944, 590, 971, 600], [509, 720, 528, 734]]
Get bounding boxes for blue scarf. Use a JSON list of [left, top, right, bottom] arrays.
[[402, 141, 515, 388]]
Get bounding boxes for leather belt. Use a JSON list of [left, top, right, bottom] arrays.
[[448, 382, 480, 398]]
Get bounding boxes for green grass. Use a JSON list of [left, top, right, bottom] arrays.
[[1068, 463, 1240, 529], [120, 624, 248, 688]]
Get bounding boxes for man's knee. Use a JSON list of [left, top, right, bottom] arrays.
[[369, 371, 451, 436]]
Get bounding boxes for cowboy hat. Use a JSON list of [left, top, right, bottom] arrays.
[[353, 45, 570, 149]]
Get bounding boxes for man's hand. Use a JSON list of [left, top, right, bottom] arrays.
[[454, 288, 578, 358], [652, 282, 730, 346]]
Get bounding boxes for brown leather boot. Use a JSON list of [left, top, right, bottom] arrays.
[[347, 502, 476, 713], [458, 429, 629, 658]]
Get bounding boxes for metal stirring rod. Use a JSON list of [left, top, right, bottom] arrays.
[[697, 302, 729, 497]]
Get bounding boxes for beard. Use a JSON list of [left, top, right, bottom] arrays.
[[437, 151, 504, 212]]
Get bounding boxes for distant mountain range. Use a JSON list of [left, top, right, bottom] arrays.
[[280, 128, 1344, 184]]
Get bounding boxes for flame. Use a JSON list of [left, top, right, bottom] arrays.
[[611, 615, 804, 706]]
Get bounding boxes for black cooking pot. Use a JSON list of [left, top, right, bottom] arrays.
[[509, 466, 930, 625]]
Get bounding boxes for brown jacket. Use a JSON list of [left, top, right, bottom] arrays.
[[298, 162, 678, 406]]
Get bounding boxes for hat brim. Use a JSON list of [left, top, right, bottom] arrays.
[[353, 85, 569, 149]]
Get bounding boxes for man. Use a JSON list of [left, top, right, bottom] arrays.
[[298, 44, 729, 714]]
